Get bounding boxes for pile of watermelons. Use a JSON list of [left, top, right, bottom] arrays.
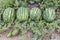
[[0, 0, 60, 40]]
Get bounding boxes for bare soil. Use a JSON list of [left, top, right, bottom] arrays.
[[0, 29, 60, 40], [43, 29, 60, 40]]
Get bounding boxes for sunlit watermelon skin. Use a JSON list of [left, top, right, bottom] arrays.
[[17, 7, 29, 22], [3, 7, 15, 23], [43, 8, 56, 22], [30, 7, 41, 21]]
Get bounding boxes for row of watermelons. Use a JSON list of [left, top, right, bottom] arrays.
[[0, 7, 56, 24], [0, 0, 60, 39]]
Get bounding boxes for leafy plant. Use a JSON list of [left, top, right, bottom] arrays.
[[14, 0, 20, 7], [20, 0, 28, 7], [21, 34, 26, 40], [42, 0, 60, 8], [38, 20, 46, 27], [0, 22, 11, 32], [12, 28, 19, 36], [7, 31, 12, 37], [32, 34, 38, 40], [0, 0, 14, 8]]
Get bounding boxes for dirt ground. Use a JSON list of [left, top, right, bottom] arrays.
[[43, 29, 60, 40], [0, 29, 60, 40], [0, 29, 32, 40]]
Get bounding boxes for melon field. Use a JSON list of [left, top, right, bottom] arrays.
[[0, 0, 60, 40]]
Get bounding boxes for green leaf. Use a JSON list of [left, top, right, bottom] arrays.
[[21, 34, 26, 40], [12, 29, 19, 36], [7, 31, 12, 37]]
